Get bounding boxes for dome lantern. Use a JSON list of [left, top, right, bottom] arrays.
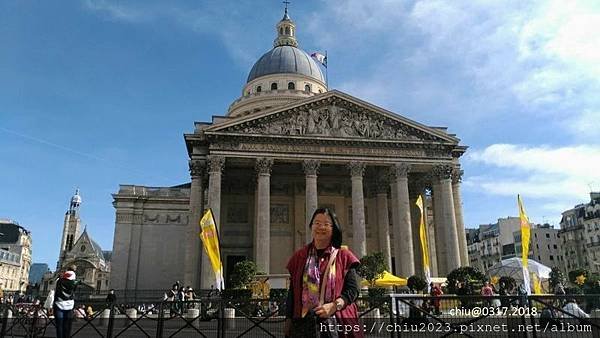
[[273, 4, 298, 48]]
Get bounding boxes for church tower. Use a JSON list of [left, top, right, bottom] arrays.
[[57, 189, 82, 269]]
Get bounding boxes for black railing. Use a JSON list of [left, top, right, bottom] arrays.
[[2, 294, 600, 337]]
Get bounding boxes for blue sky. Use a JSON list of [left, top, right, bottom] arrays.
[[1, 1, 599, 268]]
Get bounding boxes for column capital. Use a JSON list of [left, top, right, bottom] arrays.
[[188, 160, 206, 179], [255, 157, 274, 175], [432, 164, 453, 181], [347, 161, 366, 177], [207, 156, 225, 173], [389, 163, 411, 180], [452, 167, 464, 184], [302, 159, 320, 176]]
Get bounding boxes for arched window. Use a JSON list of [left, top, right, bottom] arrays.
[[288, 82, 295, 90], [304, 84, 311, 92], [271, 83, 278, 90], [279, 27, 284, 35], [256, 86, 261, 93], [285, 27, 290, 35], [318, 89, 323, 93]]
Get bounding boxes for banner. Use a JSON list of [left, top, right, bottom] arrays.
[[518, 195, 531, 294], [199, 209, 224, 290], [416, 195, 431, 287]]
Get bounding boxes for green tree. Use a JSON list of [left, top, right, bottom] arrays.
[[446, 267, 486, 295], [568, 268, 589, 287], [230, 260, 258, 289], [356, 252, 387, 287], [407, 275, 428, 293], [356, 252, 388, 312], [498, 276, 517, 292]]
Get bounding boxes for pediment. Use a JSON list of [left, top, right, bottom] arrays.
[[206, 90, 459, 144]]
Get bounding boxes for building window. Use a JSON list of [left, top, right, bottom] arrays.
[[256, 86, 261, 93], [288, 82, 295, 90], [546, 233, 550, 238], [550, 255, 554, 260], [285, 27, 290, 35], [279, 27, 283, 35], [553, 244, 557, 249], [534, 233, 537, 238], [271, 83, 278, 90], [304, 84, 311, 92]]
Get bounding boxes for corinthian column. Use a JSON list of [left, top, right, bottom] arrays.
[[255, 158, 273, 274], [201, 156, 225, 289], [348, 161, 367, 258], [185, 160, 205, 288], [390, 163, 415, 277], [431, 179, 446, 275], [375, 171, 392, 271], [432, 164, 461, 273], [303, 159, 320, 243], [452, 167, 469, 266]]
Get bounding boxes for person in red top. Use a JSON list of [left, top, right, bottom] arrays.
[[285, 207, 362, 338], [430, 283, 443, 315]]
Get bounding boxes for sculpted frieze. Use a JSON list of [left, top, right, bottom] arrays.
[[227, 104, 438, 141]]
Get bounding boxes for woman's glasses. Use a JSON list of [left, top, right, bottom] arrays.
[[312, 222, 332, 228]]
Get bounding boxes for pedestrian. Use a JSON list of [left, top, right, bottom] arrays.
[[105, 289, 117, 305], [53, 265, 80, 338], [562, 298, 590, 319], [430, 283, 443, 315], [284, 207, 362, 338]]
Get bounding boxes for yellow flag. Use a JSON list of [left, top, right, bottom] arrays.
[[199, 209, 224, 290], [416, 196, 431, 285], [532, 272, 542, 294], [518, 195, 531, 294]]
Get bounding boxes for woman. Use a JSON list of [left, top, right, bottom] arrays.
[[53, 266, 80, 338], [285, 207, 362, 338]]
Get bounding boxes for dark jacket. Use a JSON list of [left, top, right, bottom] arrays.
[[53, 276, 79, 310]]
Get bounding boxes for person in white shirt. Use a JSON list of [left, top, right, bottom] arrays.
[[562, 299, 590, 319]]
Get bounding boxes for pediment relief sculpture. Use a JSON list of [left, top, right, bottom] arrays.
[[223, 103, 444, 142]]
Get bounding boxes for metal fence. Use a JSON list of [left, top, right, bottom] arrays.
[[2, 294, 600, 337]]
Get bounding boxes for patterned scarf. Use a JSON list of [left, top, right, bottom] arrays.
[[301, 245, 337, 317]]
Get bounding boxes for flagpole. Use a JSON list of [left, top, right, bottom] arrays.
[[325, 50, 329, 89]]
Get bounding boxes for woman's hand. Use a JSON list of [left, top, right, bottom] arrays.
[[314, 302, 336, 318]]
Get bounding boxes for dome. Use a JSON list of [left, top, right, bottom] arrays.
[[246, 46, 325, 84]]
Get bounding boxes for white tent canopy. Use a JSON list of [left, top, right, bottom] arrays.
[[486, 257, 552, 281]]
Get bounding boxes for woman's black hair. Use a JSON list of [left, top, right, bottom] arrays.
[[308, 207, 343, 248]]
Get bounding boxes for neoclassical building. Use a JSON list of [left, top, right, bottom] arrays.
[[111, 9, 469, 290]]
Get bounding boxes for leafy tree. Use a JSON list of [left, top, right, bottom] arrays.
[[568, 268, 588, 287], [357, 252, 387, 287], [407, 275, 428, 293], [446, 267, 486, 295], [357, 252, 388, 312], [498, 276, 517, 292], [230, 260, 258, 289]]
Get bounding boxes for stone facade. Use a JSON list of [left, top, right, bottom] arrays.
[[558, 192, 600, 275], [110, 11, 469, 290], [0, 219, 32, 292]]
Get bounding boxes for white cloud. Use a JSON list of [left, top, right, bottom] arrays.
[[465, 144, 600, 200], [306, 0, 600, 139]]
